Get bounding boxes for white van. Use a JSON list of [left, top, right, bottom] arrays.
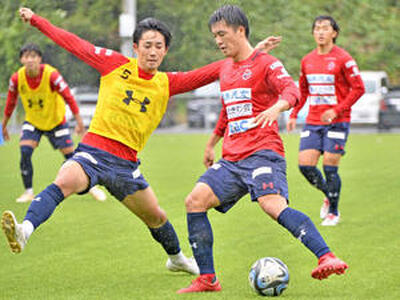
[[351, 71, 389, 124]]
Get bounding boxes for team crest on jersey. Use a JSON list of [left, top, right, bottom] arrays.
[[242, 69, 252, 80], [327, 62, 336, 71]]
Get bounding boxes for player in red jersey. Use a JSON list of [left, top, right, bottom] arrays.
[[1, 7, 278, 278], [2, 43, 106, 203], [286, 16, 365, 226], [178, 6, 348, 294]]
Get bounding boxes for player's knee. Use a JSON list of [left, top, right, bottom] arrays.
[[144, 208, 167, 228], [258, 195, 288, 220], [185, 192, 208, 212]]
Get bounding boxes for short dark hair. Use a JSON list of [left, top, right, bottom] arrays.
[[312, 15, 340, 43], [133, 18, 172, 48], [208, 5, 250, 38], [19, 43, 42, 58]]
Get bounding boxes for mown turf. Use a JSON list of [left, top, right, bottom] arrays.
[[0, 132, 399, 300]]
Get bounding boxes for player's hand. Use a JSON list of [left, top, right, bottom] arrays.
[[19, 7, 34, 23], [74, 122, 85, 136], [255, 36, 282, 53], [286, 118, 297, 132], [2, 126, 10, 141], [203, 147, 215, 169], [321, 109, 337, 124]]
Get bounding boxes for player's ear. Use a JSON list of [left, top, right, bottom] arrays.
[[133, 43, 139, 55]]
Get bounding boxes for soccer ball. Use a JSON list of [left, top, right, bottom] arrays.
[[248, 257, 289, 297]]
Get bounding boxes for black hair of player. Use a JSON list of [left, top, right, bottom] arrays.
[[208, 5, 250, 39], [19, 43, 42, 58], [312, 15, 340, 43], [133, 18, 172, 48]]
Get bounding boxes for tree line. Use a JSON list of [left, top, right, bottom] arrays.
[[0, 0, 399, 94]]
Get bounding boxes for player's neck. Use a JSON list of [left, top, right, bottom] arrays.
[[232, 42, 254, 62], [317, 42, 334, 55]]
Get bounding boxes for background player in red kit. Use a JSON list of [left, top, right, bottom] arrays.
[[178, 6, 348, 294], [286, 16, 365, 226], [2, 43, 106, 203]]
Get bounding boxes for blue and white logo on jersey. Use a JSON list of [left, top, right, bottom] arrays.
[[309, 85, 335, 95], [226, 103, 253, 119], [228, 117, 256, 135], [306, 74, 335, 84], [308, 95, 337, 105], [222, 88, 251, 105]]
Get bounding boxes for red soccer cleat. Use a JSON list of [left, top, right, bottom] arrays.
[[177, 275, 222, 294], [311, 252, 348, 280]]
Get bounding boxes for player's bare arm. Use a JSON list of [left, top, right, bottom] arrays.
[[253, 100, 291, 128], [73, 114, 85, 136], [203, 133, 222, 168], [1, 117, 10, 141]]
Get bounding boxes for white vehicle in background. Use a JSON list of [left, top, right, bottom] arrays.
[[351, 71, 389, 124]]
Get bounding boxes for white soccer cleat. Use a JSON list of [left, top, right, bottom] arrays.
[[166, 256, 200, 275], [16, 191, 34, 203], [89, 186, 107, 202], [320, 198, 330, 219], [321, 213, 340, 226], [1, 211, 27, 253]]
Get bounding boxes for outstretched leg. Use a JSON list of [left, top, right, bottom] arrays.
[[122, 187, 198, 275]]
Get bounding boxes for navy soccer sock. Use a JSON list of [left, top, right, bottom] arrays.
[[20, 146, 34, 189], [278, 207, 330, 258], [187, 212, 215, 274], [64, 152, 74, 160], [24, 183, 65, 229], [149, 220, 181, 255], [299, 165, 328, 197], [323, 165, 341, 215]]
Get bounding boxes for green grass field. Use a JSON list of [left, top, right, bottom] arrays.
[[0, 132, 399, 300]]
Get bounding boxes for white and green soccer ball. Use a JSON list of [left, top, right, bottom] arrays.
[[248, 257, 289, 297]]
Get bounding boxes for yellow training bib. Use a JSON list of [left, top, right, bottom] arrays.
[[89, 58, 170, 152], [18, 64, 66, 131]]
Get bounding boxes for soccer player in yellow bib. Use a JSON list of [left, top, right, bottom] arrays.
[[2, 43, 106, 203]]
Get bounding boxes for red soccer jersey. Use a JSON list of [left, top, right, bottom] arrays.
[[30, 14, 222, 161], [290, 45, 365, 124], [214, 50, 299, 161]]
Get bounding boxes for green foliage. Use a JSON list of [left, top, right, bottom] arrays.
[[0, 132, 400, 299], [0, 0, 399, 97]]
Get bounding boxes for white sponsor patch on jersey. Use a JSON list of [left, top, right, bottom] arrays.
[[270, 61, 283, 70], [345, 60, 356, 68], [308, 95, 338, 105], [222, 88, 251, 105], [211, 163, 221, 170], [9, 78, 15, 91], [327, 131, 346, 140], [252, 167, 272, 179], [300, 130, 310, 138], [74, 152, 98, 164], [22, 124, 35, 132], [309, 85, 335, 95], [132, 169, 141, 179], [306, 74, 335, 84], [226, 103, 253, 119], [54, 128, 70, 137], [228, 117, 257, 136]]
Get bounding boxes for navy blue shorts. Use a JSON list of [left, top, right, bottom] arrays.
[[20, 121, 74, 149], [70, 143, 149, 201], [299, 122, 350, 155], [198, 150, 289, 213]]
